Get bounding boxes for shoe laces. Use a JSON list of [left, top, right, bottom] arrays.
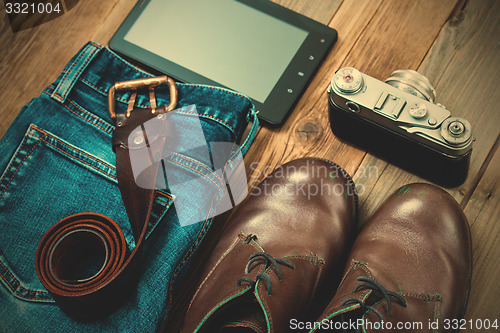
[[236, 252, 295, 295], [340, 276, 407, 332]]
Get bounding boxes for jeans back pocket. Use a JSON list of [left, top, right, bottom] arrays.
[[0, 124, 173, 303]]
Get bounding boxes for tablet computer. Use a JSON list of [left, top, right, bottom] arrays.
[[109, 0, 337, 125]]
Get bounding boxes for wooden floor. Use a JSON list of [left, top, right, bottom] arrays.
[[1, 0, 499, 331]]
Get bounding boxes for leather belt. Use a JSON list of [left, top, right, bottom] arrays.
[[35, 76, 178, 319]]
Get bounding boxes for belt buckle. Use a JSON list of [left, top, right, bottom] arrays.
[[108, 75, 178, 119]]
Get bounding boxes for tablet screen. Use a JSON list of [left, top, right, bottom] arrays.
[[124, 0, 308, 103]]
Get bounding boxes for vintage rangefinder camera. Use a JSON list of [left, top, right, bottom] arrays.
[[328, 67, 474, 186]]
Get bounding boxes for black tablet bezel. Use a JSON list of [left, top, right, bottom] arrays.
[[109, 0, 337, 125]]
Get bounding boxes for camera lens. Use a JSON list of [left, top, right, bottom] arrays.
[[385, 69, 436, 103], [331, 67, 364, 94]]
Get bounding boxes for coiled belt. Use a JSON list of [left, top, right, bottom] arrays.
[[35, 76, 178, 319]]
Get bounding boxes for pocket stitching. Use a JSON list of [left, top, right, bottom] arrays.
[[0, 126, 112, 301], [40, 137, 117, 181], [171, 153, 224, 184], [170, 158, 224, 194], [42, 90, 114, 135], [0, 261, 53, 301], [0, 138, 41, 201]]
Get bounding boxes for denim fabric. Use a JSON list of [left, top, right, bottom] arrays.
[[0, 41, 257, 332]]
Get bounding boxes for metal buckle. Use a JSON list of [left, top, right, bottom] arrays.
[[108, 76, 178, 119]]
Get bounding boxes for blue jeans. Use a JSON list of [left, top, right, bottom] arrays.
[[0, 41, 258, 332]]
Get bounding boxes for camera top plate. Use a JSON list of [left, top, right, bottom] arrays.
[[329, 67, 473, 158]]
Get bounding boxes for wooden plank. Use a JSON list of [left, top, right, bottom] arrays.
[[463, 139, 500, 326], [244, 0, 461, 191], [235, 0, 342, 149], [270, 0, 342, 24], [86, 0, 137, 45], [243, 0, 385, 188], [352, 0, 500, 222], [0, 0, 125, 138], [1, 0, 497, 329]]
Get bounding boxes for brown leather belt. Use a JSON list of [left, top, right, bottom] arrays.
[[35, 76, 178, 319]]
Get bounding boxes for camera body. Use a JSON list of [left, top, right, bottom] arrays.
[[328, 67, 473, 187]]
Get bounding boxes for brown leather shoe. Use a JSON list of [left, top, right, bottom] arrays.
[[181, 158, 358, 332], [311, 183, 472, 333]]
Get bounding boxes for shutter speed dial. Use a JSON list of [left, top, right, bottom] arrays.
[[409, 103, 427, 119], [332, 67, 364, 94]]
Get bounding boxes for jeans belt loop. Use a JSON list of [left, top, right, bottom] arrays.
[[50, 42, 101, 103]]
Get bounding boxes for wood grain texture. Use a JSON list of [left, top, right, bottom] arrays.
[[464, 137, 500, 328], [353, 0, 500, 222], [244, 0, 385, 189], [270, 0, 342, 24], [0, 0, 498, 330], [348, 1, 500, 323], [244, 0, 461, 191], [0, 0, 124, 137]]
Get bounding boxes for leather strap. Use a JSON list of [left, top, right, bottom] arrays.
[[35, 80, 172, 319]]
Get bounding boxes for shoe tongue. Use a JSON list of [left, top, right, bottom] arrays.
[[338, 270, 373, 309], [314, 261, 375, 323], [361, 294, 441, 333], [183, 235, 264, 333], [218, 253, 325, 332], [253, 254, 325, 333]]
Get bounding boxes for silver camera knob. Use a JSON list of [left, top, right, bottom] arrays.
[[331, 67, 364, 94], [409, 103, 428, 119], [440, 117, 473, 146], [385, 69, 437, 103]]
